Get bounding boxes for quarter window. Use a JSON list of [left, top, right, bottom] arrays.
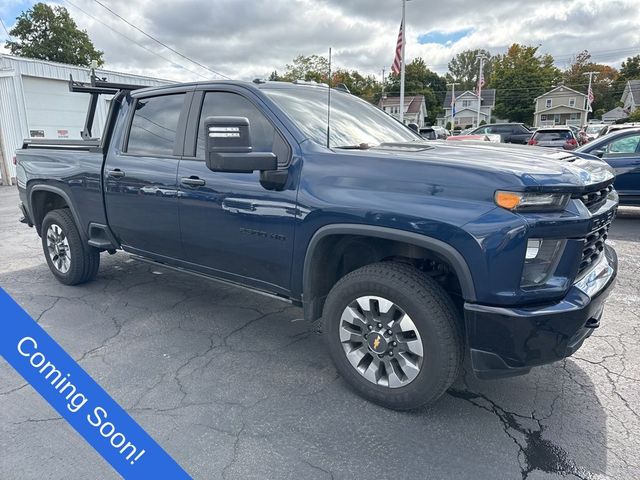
[[606, 134, 640, 154], [127, 94, 185, 156]]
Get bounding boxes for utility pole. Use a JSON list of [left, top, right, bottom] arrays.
[[447, 82, 460, 128], [583, 71, 597, 126], [399, 0, 407, 123], [476, 54, 486, 128]]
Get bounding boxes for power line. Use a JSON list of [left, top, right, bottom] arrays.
[[0, 17, 12, 40], [64, 0, 208, 79], [91, 0, 230, 79]]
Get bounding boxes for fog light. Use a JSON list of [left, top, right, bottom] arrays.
[[521, 238, 565, 287]]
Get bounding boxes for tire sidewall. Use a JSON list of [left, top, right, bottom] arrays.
[[324, 269, 459, 409], [41, 210, 85, 285]]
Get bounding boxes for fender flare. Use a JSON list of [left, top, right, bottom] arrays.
[[302, 224, 477, 302], [29, 185, 87, 241]]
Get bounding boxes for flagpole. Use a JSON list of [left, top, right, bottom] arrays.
[[583, 71, 597, 127], [447, 82, 459, 127], [476, 53, 486, 128], [399, 0, 406, 123]]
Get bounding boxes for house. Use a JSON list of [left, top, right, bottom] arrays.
[[533, 85, 587, 128], [378, 95, 427, 127], [0, 54, 172, 185], [621, 79, 640, 114], [440, 89, 496, 129], [601, 106, 628, 124]]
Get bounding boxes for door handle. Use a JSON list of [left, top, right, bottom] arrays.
[[181, 176, 206, 187], [107, 169, 125, 178]]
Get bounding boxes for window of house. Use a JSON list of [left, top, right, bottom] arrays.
[[545, 99, 552, 108], [569, 98, 576, 107], [127, 94, 185, 156], [462, 100, 471, 108], [196, 92, 277, 159], [541, 114, 547, 121]]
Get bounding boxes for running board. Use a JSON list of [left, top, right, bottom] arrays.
[[128, 254, 294, 305]]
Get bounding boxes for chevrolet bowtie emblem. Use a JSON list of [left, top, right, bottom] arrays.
[[373, 335, 381, 350]]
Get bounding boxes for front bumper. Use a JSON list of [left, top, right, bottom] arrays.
[[464, 245, 617, 379]]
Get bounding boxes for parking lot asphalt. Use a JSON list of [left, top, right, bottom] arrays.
[[1, 185, 638, 480]]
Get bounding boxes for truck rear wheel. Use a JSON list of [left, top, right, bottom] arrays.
[[41, 209, 100, 285], [322, 262, 463, 410]]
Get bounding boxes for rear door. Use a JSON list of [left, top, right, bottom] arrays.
[[104, 91, 190, 260], [601, 132, 640, 198], [176, 88, 298, 295]]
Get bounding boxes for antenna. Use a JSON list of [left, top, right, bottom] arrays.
[[327, 47, 332, 149]]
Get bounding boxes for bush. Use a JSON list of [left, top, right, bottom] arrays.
[[445, 121, 452, 130]]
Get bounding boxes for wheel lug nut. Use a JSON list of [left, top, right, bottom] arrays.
[[392, 341, 397, 347], [377, 323, 383, 329], [368, 325, 373, 330], [389, 351, 394, 356], [387, 329, 393, 335]]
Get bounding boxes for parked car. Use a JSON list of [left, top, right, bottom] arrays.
[[420, 126, 449, 139], [598, 122, 640, 137], [446, 134, 501, 142], [467, 123, 533, 144], [567, 125, 589, 145], [16, 77, 618, 410], [585, 124, 607, 141], [575, 127, 640, 205], [528, 127, 579, 150]]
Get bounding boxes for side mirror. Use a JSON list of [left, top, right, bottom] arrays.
[[204, 116, 277, 173], [407, 123, 419, 133], [591, 148, 605, 158]]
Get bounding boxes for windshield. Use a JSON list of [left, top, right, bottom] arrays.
[[586, 125, 603, 134], [535, 130, 572, 141], [262, 86, 419, 147]]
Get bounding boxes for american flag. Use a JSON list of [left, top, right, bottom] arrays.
[[478, 70, 485, 90], [451, 94, 456, 118], [391, 20, 404, 75], [587, 84, 594, 112]]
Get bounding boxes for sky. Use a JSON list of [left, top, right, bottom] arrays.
[[0, 0, 639, 82]]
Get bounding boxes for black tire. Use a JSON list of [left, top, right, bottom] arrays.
[[41, 208, 100, 285], [323, 262, 463, 410]]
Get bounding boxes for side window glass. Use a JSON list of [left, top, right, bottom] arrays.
[[196, 92, 279, 160], [606, 135, 640, 154], [127, 94, 185, 156]]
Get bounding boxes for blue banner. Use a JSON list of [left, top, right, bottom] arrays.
[[0, 288, 191, 479]]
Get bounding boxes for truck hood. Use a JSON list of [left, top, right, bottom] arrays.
[[366, 141, 615, 190]]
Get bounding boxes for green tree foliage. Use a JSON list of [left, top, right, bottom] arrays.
[[280, 54, 330, 82], [6, 3, 103, 67], [446, 49, 493, 91], [386, 57, 447, 124], [331, 69, 380, 102], [491, 44, 560, 123], [620, 55, 640, 81], [562, 50, 620, 116], [626, 109, 640, 122]]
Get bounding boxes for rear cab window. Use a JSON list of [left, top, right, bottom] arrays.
[[534, 130, 573, 141]]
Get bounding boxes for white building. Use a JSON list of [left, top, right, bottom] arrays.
[[0, 55, 172, 185], [378, 95, 428, 127], [440, 89, 496, 128], [621, 79, 640, 115], [601, 106, 628, 124]]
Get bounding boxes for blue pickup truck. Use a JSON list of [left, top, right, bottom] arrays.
[[15, 77, 619, 409]]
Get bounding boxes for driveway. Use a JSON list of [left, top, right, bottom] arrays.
[[1, 185, 638, 479]]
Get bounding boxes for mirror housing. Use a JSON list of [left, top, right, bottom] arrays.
[[591, 148, 605, 158], [204, 116, 277, 173], [407, 122, 419, 133]]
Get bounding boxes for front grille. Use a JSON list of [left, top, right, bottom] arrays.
[[578, 184, 614, 211], [578, 222, 611, 275]]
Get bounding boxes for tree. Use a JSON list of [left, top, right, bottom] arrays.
[[280, 54, 329, 82], [620, 55, 640, 81], [446, 49, 493, 91], [386, 57, 447, 124], [491, 44, 560, 123], [562, 50, 620, 116], [331, 69, 380, 102], [6, 3, 103, 67]]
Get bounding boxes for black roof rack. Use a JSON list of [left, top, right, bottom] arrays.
[[69, 69, 154, 140]]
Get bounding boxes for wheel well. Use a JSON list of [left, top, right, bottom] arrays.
[[304, 234, 464, 322], [31, 190, 69, 234]]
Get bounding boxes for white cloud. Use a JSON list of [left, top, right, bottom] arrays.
[[2, 0, 640, 82]]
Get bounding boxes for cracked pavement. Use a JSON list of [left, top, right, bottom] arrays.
[[1, 185, 639, 480]]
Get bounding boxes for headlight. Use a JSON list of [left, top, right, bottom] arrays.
[[521, 238, 566, 287], [495, 191, 569, 212]]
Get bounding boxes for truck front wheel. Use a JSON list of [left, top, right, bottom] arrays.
[[323, 262, 463, 410], [41, 209, 100, 285]]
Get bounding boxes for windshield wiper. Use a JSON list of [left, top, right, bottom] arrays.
[[333, 143, 372, 150]]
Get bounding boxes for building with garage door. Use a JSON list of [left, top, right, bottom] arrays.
[[0, 54, 172, 185]]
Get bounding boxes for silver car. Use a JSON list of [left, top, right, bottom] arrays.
[[528, 127, 579, 150]]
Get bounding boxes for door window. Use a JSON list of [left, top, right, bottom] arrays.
[[126, 94, 185, 156], [196, 92, 278, 160], [605, 134, 640, 154]]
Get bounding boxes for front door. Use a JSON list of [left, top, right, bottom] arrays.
[[104, 92, 188, 260], [177, 90, 298, 295]]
